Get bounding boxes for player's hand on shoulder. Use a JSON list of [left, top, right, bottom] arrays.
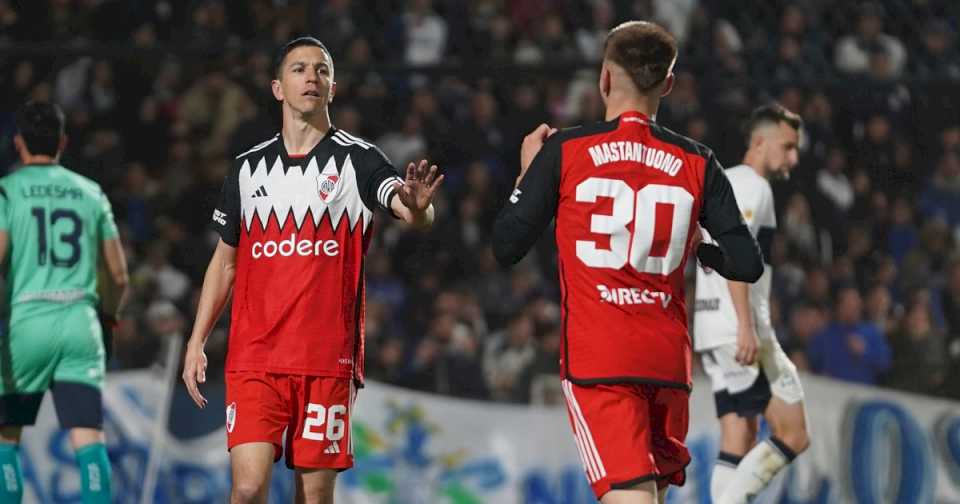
[[182, 337, 208, 408], [735, 323, 759, 366], [518, 123, 558, 185], [398, 159, 444, 212]]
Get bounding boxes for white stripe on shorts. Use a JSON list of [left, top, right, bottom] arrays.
[[562, 380, 607, 481]]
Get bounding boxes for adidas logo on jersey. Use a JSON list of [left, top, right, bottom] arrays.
[[324, 442, 341, 454], [597, 284, 672, 308], [251, 185, 269, 198]]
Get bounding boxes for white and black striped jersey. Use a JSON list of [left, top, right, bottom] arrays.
[[693, 164, 776, 351]]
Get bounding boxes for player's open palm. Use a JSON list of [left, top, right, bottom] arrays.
[[182, 339, 208, 408], [735, 324, 759, 365], [398, 159, 444, 212]]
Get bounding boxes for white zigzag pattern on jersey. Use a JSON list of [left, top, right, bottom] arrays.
[[238, 154, 373, 233]]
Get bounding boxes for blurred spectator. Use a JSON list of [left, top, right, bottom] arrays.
[[781, 193, 820, 262], [454, 91, 504, 164], [816, 148, 854, 216], [576, 0, 614, 62], [911, 19, 960, 78], [941, 260, 960, 360], [133, 241, 191, 303], [886, 301, 947, 394], [887, 196, 919, 265], [834, 3, 907, 76], [309, 0, 362, 58], [367, 336, 406, 384], [785, 302, 827, 370], [145, 299, 185, 344], [865, 284, 898, 335], [377, 113, 427, 167], [483, 312, 537, 402], [807, 286, 891, 384], [535, 14, 579, 62], [920, 152, 960, 228], [179, 64, 252, 158], [394, 0, 448, 66]]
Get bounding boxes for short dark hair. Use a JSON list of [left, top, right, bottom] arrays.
[[744, 102, 803, 139], [15, 101, 65, 157], [273, 36, 331, 78], [602, 21, 678, 93]]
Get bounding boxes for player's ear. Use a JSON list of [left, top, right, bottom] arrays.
[[58, 134, 68, 156], [271, 78, 284, 102], [659, 72, 675, 98], [599, 63, 612, 100], [329, 81, 336, 104], [13, 135, 26, 159]]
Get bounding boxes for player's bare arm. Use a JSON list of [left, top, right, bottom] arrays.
[[390, 158, 443, 229], [183, 239, 237, 408], [98, 238, 130, 319], [0, 230, 7, 266], [727, 281, 758, 365]]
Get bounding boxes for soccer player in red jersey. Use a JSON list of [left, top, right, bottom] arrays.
[[181, 37, 442, 504], [493, 22, 763, 504]]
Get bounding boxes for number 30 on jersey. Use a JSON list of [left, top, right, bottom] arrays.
[[575, 178, 694, 275]]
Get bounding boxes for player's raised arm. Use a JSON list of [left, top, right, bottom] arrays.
[[390, 159, 443, 228], [492, 124, 560, 266], [697, 153, 764, 282]]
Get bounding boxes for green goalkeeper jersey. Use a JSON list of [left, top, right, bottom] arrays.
[[0, 163, 118, 312]]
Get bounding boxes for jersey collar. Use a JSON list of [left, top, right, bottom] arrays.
[[618, 111, 652, 124], [278, 127, 337, 167]]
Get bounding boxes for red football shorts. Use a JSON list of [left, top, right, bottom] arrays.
[[560, 380, 691, 499], [224, 371, 356, 470]]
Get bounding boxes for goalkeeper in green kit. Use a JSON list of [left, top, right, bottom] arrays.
[[0, 102, 129, 503]]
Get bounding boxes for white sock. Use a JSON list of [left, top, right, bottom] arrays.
[[716, 437, 796, 504], [711, 452, 741, 501]]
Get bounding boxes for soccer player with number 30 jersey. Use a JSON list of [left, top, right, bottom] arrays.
[[494, 22, 763, 504], [181, 37, 442, 504]]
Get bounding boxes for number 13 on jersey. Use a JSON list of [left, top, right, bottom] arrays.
[[575, 178, 694, 275]]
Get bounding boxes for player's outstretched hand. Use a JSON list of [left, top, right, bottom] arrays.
[[398, 159, 444, 212], [182, 338, 208, 408], [735, 324, 759, 366], [518, 123, 558, 184]]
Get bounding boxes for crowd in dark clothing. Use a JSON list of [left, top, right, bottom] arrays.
[[2, 0, 960, 404]]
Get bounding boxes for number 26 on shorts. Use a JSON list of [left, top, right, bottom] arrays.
[[303, 403, 347, 441], [575, 178, 694, 275]]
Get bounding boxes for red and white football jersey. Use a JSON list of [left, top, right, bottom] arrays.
[[211, 129, 403, 383], [496, 112, 744, 389]]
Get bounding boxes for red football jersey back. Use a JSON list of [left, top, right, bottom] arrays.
[[555, 112, 716, 387]]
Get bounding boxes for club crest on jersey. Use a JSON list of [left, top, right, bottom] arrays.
[[317, 175, 340, 202], [226, 402, 237, 433]]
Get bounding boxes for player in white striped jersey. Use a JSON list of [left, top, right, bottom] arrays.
[[693, 104, 810, 504]]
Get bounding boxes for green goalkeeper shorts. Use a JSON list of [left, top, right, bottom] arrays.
[[1, 302, 105, 396]]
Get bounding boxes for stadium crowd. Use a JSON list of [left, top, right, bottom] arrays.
[[2, 0, 959, 414]]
